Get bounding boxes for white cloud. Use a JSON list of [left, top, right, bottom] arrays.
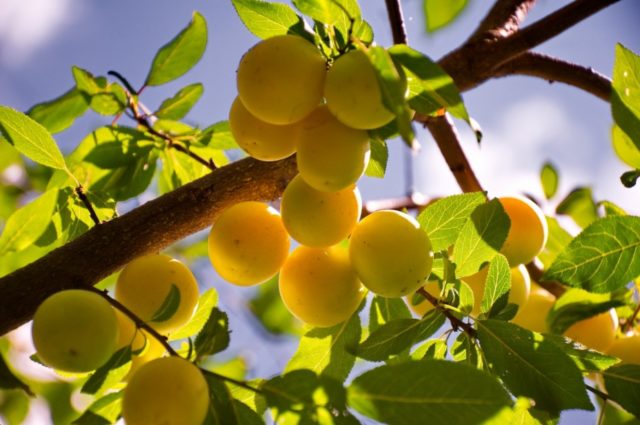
[[0, 0, 78, 67]]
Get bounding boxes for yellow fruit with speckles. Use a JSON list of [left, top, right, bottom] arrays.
[[511, 283, 555, 333], [498, 196, 548, 266], [115, 254, 199, 334], [564, 310, 618, 352], [281, 175, 361, 247], [349, 210, 433, 298], [279, 245, 364, 327], [237, 35, 326, 125], [122, 356, 209, 425], [32, 290, 118, 373], [607, 333, 640, 364], [208, 201, 290, 286]]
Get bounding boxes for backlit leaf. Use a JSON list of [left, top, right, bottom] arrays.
[[540, 162, 559, 200], [155, 83, 204, 120], [231, 0, 308, 40], [424, 0, 468, 32]]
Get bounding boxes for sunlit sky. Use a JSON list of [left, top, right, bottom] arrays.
[[1, 0, 639, 424]]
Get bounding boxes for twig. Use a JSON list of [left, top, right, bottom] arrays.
[[500, 0, 620, 61], [586, 384, 610, 402], [86, 286, 179, 357], [494, 52, 612, 102], [525, 263, 566, 298], [418, 114, 486, 195], [469, 0, 538, 41], [384, 0, 408, 45], [419, 287, 477, 337], [75, 185, 101, 225], [200, 368, 264, 395]]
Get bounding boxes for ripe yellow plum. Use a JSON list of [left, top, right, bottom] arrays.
[[208, 201, 290, 286], [228, 97, 297, 161], [279, 245, 364, 327], [126, 331, 166, 380], [607, 333, 640, 364], [349, 210, 433, 298], [564, 310, 618, 352], [463, 264, 531, 317], [406, 280, 441, 317], [114, 310, 146, 353], [115, 254, 199, 334], [498, 196, 548, 266], [122, 356, 209, 425], [32, 290, 118, 373], [281, 175, 361, 247], [237, 35, 326, 125], [325, 49, 394, 129], [511, 283, 555, 333], [296, 105, 370, 192]]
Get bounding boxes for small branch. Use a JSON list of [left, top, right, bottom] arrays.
[[86, 286, 179, 357], [417, 114, 486, 195], [494, 52, 612, 102], [525, 263, 566, 298], [200, 368, 264, 395], [622, 302, 640, 333], [75, 185, 101, 225], [469, 0, 538, 41], [384, 0, 408, 45], [419, 287, 477, 337], [586, 384, 610, 402], [362, 193, 430, 216], [501, 0, 620, 60], [107, 70, 137, 96]]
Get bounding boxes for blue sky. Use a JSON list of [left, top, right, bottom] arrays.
[[1, 1, 639, 424]]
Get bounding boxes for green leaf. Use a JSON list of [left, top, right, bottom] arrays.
[[197, 121, 238, 150], [203, 372, 241, 425], [248, 275, 300, 335], [556, 187, 598, 229], [286, 310, 361, 382], [599, 200, 627, 217], [388, 44, 479, 140], [0, 353, 33, 396], [481, 254, 511, 316], [600, 401, 640, 425], [453, 199, 510, 277], [538, 217, 573, 269], [150, 284, 181, 323], [612, 44, 640, 152], [544, 216, 640, 293], [612, 125, 640, 169], [146, 12, 208, 86], [417, 192, 485, 252], [27, 87, 89, 134], [72, 67, 127, 116], [540, 162, 559, 200], [451, 332, 482, 369], [263, 370, 354, 424], [477, 320, 592, 413], [292, 0, 345, 25], [603, 364, 640, 419], [411, 338, 447, 360], [81, 347, 132, 395], [194, 307, 230, 359], [91, 149, 158, 201], [348, 360, 511, 425], [0, 106, 67, 170], [231, 0, 308, 40], [155, 83, 204, 120], [545, 334, 619, 373], [547, 288, 625, 334], [424, 0, 468, 32], [356, 311, 444, 362], [73, 391, 123, 425], [369, 296, 411, 333], [364, 137, 388, 178], [0, 189, 58, 256], [366, 46, 415, 147], [171, 288, 219, 340]]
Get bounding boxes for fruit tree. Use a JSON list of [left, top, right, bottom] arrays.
[[0, 0, 640, 424]]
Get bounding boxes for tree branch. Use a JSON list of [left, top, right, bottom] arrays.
[[417, 113, 486, 194], [384, 0, 408, 45], [469, 0, 538, 41], [0, 157, 297, 335], [418, 287, 477, 337], [494, 52, 612, 102]]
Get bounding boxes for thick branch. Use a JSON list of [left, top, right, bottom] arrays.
[[384, 0, 408, 45], [469, 0, 537, 41], [0, 157, 297, 335], [494, 52, 612, 101], [417, 114, 485, 194], [501, 0, 620, 60]]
